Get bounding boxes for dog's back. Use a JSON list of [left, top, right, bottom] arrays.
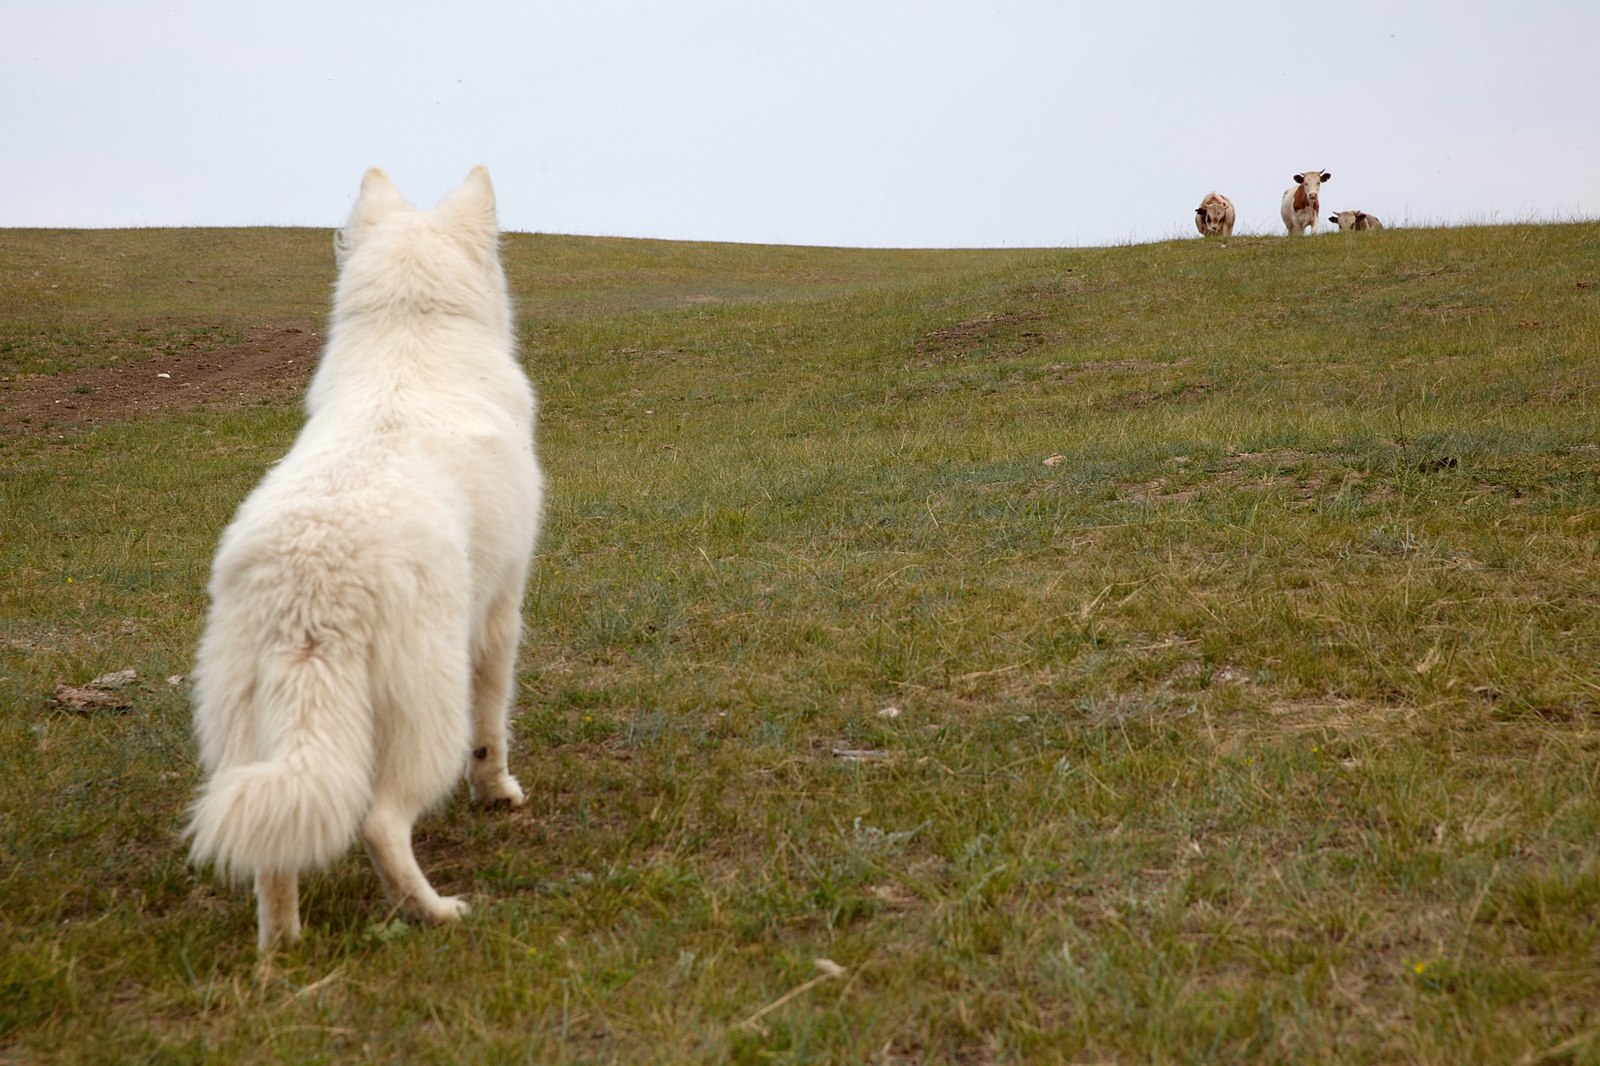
[[188, 167, 543, 950]]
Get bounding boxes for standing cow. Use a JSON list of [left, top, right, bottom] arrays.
[[1194, 192, 1236, 237], [1329, 210, 1383, 231], [1280, 170, 1332, 235]]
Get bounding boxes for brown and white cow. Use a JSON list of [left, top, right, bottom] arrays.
[[1280, 169, 1331, 235], [1194, 191, 1236, 237], [1328, 210, 1383, 231]]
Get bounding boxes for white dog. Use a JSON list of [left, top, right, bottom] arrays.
[[187, 166, 544, 950]]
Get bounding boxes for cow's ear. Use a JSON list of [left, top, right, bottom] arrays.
[[1321, 171, 1332, 182], [1196, 206, 1205, 214], [1355, 211, 1367, 221], [1293, 173, 1305, 184], [1329, 215, 1338, 224]]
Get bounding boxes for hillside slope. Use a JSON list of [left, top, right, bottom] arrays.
[[2, 223, 1599, 1062]]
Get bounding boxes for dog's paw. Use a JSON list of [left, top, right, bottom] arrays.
[[415, 895, 470, 924], [472, 773, 526, 809]]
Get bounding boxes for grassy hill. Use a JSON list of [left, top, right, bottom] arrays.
[[2, 222, 1599, 1062]]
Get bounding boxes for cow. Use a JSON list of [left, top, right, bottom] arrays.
[[1194, 191, 1236, 237], [1280, 170, 1332, 235], [1328, 210, 1383, 231]]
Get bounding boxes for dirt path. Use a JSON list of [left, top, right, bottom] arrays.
[[0, 323, 321, 431]]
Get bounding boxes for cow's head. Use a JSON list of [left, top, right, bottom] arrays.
[[1196, 200, 1228, 235], [1291, 170, 1330, 212], [1294, 171, 1331, 194]]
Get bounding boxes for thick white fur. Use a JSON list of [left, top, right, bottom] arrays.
[[187, 166, 543, 950]]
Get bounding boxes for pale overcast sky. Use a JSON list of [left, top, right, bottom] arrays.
[[4, 1, 1596, 247]]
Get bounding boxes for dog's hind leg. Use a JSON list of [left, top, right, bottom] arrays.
[[467, 587, 527, 808], [362, 608, 474, 925], [255, 869, 301, 950], [362, 800, 469, 925]]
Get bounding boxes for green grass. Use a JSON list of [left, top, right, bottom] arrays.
[[3, 221, 1600, 1062]]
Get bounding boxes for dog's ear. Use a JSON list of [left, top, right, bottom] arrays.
[[436, 165, 498, 254], [351, 168, 409, 224], [339, 168, 411, 255]]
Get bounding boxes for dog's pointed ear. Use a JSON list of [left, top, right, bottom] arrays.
[[437, 165, 498, 252], [351, 168, 409, 223], [339, 168, 411, 256]]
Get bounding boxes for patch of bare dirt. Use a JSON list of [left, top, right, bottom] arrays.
[[1099, 380, 1215, 413], [1125, 448, 1359, 505], [0, 322, 320, 432], [914, 310, 1048, 363]]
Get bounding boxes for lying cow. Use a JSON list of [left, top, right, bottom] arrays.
[[1329, 210, 1383, 231], [1280, 170, 1332, 235], [1194, 191, 1236, 237]]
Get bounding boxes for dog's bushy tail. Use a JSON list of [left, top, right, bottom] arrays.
[[187, 648, 374, 879]]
